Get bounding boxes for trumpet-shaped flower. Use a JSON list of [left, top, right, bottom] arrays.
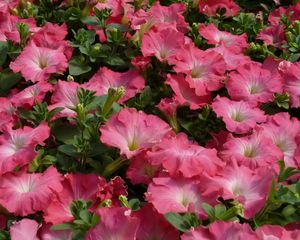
[[169, 44, 226, 96], [212, 96, 266, 134], [198, 0, 240, 17], [86, 207, 140, 240], [10, 219, 39, 240], [0, 123, 50, 175], [83, 67, 145, 103], [147, 133, 224, 178], [227, 61, 282, 105], [221, 131, 283, 169], [9, 43, 68, 83], [100, 108, 171, 159], [0, 166, 63, 215]]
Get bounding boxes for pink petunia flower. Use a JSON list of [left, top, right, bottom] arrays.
[[100, 108, 171, 159], [147, 133, 224, 178], [9, 43, 68, 83], [166, 74, 211, 109], [10, 219, 39, 240], [44, 173, 102, 224], [199, 23, 248, 53], [146, 176, 212, 215], [227, 61, 282, 105], [86, 207, 140, 240], [181, 221, 257, 240], [130, 2, 188, 34], [126, 153, 161, 185], [48, 80, 80, 118], [207, 44, 251, 70], [280, 61, 300, 108], [0, 166, 63, 216], [0, 97, 16, 131], [257, 24, 286, 49], [255, 225, 296, 240], [211, 96, 266, 134], [134, 204, 180, 240], [169, 44, 226, 96], [11, 81, 53, 108], [261, 112, 300, 167], [0, 122, 50, 175], [198, 0, 240, 17], [221, 131, 283, 170], [83, 67, 145, 103], [203, 165, 274, 219], [29, 22, 72, 60], [141, 26, 185, 62]]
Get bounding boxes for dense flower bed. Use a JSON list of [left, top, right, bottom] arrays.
[[1, 0, 300, 239]]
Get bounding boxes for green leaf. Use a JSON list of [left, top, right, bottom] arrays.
[[0, 69, 22, 96], [164, 213, 192, 232], [202, 203, 215, 220], [129, 199, 141, 211], [68, 56, 91, 76], [0, 42, 8, 66], [79, 209, 91, 223], [51, 222, 73, 231], [105, 55, 127, 67], [81, 16, 101, 25], [53, 124, 79, 144], [58, 144, 80, 157]]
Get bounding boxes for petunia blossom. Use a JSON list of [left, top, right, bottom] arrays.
[[0, 122, 50, 175], [141, 26, 185, 62], [166, 74, 211, 109], [11, 81, 53, 108], [135, 204, 180, 240], [211, 96, 266, 134], [83, 67, 145, 103], [10, 219, 39, 240], [146, 176, 212, 215], [0, 166, 63, 216], [100, 108, 171, 159], [86, 207, 140, 240], [9, 43, 68, 83], [181, 221, 257, 240], [227, 61, 282, 105], [147, 133, 224, 178], [203, 165, 274, 219], [169, 44, 226, 96], [44, 173, 102, 224], [199, 23, 248, 53], [198, 0, 240, 17], [221, 131, 283, 170]]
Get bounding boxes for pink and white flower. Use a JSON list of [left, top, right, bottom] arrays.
[[166, 74, 211, 109], [135, 204, 180, 240], [141, 26, 185, 62], [86, 207, 140, 240], [83, 67, 145, 103], [10, 219, 39, 240], [0, 166, 63, 216], [227, 61, 282, 105], [169, 44, 226, 96], [203, 165, 274, 219], [0, 122, 50, 175], [221, 131, 283, 169], [10, 43, 68, 83], [100, 108, 171, 159], [147, 133, 224, 178], [182, 221, 257, 240], [211, 96, 266, 134], [44, 173, 101, 224], [146, 176, 212, 215], [199, 23, 248, 53], [11, 81, 53, 108]]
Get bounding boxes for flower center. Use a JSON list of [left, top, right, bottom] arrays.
[[128, 138, 139, 151], [38, 56, 48, 69], [243, 146, 257, 158], [191, 66, 205, 79], [230, 110, 246, 122]]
